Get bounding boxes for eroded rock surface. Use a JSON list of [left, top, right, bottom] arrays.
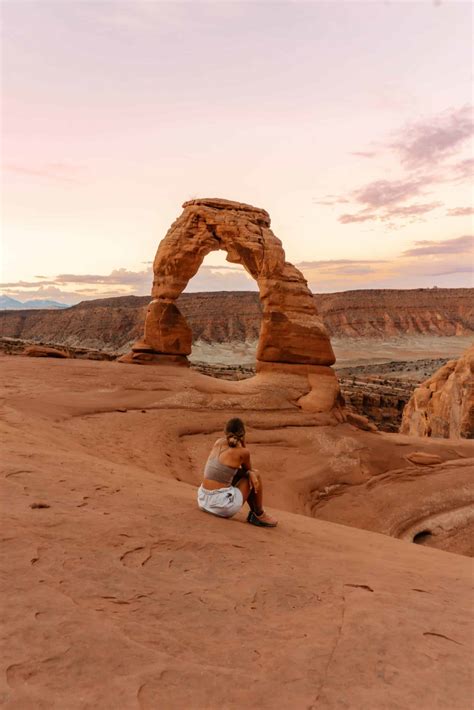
[[1, 355, 473, 708], [23, 345, 69, 358], [132, 198, 334, 371], [121, 198, 341, 417], [401, 344, 474, 438]]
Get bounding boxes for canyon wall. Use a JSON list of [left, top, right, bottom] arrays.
[[0, 288, 472, 352], [400, 344, 474, 439]]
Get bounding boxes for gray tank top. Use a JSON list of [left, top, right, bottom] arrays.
[[203, 454, 238, 486]]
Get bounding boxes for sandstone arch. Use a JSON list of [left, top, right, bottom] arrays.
[[130, 198, 335, 370]]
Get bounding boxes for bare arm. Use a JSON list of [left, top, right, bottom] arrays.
[[239, 448, 260, 492]]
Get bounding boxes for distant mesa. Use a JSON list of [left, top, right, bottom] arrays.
[[401, 344, 474, 439], [0, 289, 472, 349]]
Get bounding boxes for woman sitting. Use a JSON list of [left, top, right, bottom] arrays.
[[197, 417, 277, 527]]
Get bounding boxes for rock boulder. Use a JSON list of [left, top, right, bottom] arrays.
[[400, 344, 474, 438]]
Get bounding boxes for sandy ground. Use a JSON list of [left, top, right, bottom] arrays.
[[1, 356, 473, 709], [190, 335, 474, 369]]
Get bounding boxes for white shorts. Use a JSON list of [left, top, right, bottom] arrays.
[[197, 484, 243, 518]]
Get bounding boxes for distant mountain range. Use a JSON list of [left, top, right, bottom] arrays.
[[0, 295, 69, 310]]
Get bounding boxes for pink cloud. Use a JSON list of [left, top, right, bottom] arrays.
[[390, 105, 473, 168], [338, 212, 375, 224], [446, 206, 474, 217], [349, 151, 376, 158], [450, 157, 474, 181], [338, 201, 441, 225], [401, 235, 473, 257], [353, 177, 429, 209]]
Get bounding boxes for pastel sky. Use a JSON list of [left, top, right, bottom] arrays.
[[1, 0, 473, 304]]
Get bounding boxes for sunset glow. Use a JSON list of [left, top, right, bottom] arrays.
[[1, 0, 473, 304]]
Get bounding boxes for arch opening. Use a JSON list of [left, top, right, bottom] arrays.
[[181, 254, 260, 379]]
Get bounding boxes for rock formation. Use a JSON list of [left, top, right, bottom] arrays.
[[400, 344, 474, 438], [120, 198, 342, 416], [129, 198, 334, 367], [23, 345, 69, 358]]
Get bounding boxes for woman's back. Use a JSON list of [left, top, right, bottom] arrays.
[[203, 438, 244, 485]]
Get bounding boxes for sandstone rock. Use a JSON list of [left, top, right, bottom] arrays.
[[345, 411, 378, 432], [406, 452, 442, 466], [143, 300, 192, 355], [23, 345, 69, 358], [136, 198, 335, 368], [298, 368, 342, 413], [122, 198, 340, 417], [117, 351, 189, 366], [400, 344, 474, 439]]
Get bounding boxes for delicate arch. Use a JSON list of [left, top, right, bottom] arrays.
[[130, 198, 335, 368]]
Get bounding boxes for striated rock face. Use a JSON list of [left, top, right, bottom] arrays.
[[319, 288, 473, 337], [130, 198, 334, 369], [339, 375, 413, 433], [400, 344, 474, 438], [0, 288, 472, 352]]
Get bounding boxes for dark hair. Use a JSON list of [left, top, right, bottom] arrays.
[[225, 418, 245, 447]]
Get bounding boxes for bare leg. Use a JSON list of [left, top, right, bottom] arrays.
[[247, 475, 264, 516], [233, 469, 262, 514], [235, 473, 277, 526]]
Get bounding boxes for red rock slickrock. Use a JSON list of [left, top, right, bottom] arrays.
[[122, 198, 342, 417], [1, 356, 473, 708], [400, 344, 474, 438], [136, 198, 334, 365], [23, 345, 69, 358]]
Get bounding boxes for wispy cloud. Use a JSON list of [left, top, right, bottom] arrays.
[[4, 162, 84, 183], [0, 279, 59, 288], [314, 105, 473, 228], [353, 177, 430, 209], [447, 206, 474, 217], [450, 157, 474, 181], [0, 262, 254, 303], [298, 235, 473, 291], [312, 195, 350, 207], [55, 268, 151, 286], [390, 105, 473, 168], [297, 259, 388, 268], [429, 266, 473, 277], [297, 258, 388, 276], [384, 201, 442, 219], [339, 200, 441, 225], [401, 235, 473, 257], [349, 151, 376, 159], [338, 212, 375, 224]]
